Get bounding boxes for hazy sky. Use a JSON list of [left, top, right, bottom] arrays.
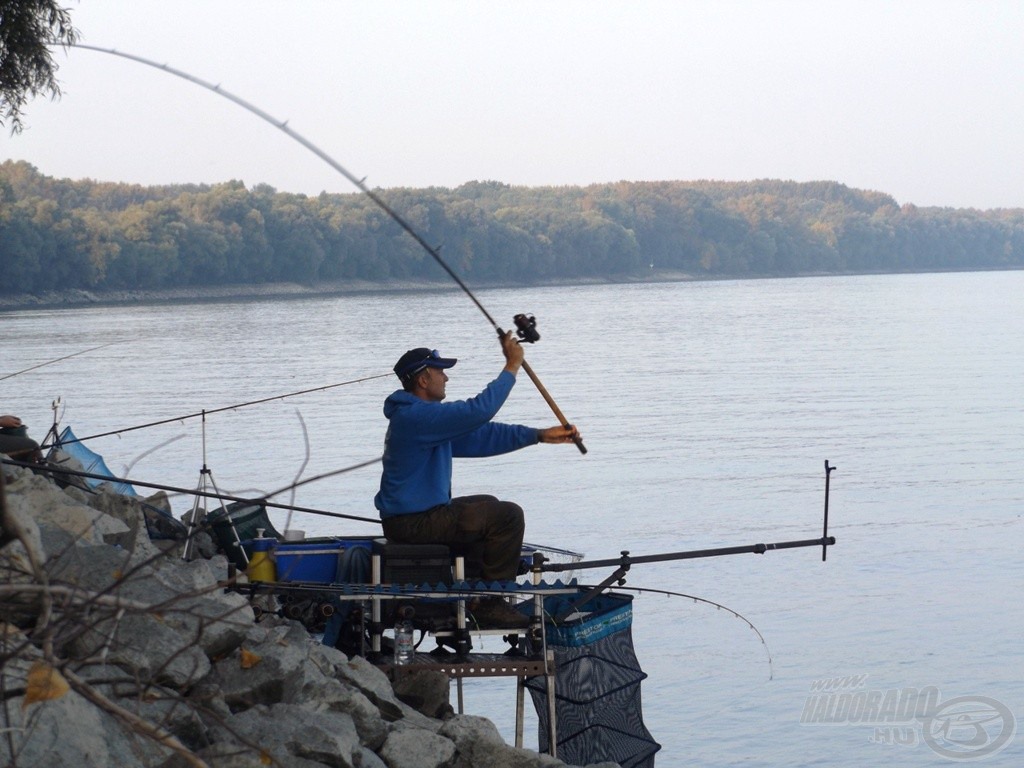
[[4, 0, 1023, 209]]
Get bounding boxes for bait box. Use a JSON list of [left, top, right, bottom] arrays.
[[275, 537, 372, 583]]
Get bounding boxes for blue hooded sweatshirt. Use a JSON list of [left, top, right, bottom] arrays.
[[374, 370, 539, 517]]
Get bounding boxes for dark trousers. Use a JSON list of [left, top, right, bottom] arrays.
[[381, 494, 525, 581]]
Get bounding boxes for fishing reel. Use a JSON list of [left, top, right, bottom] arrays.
[[513, 313, 540, 343]]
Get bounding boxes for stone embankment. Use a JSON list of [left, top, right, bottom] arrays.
[[0, 461, 617, 768]]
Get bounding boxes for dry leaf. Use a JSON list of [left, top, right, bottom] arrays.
[[240, 648, 262, 669], [23, 662, 70, 707], [260, 751, 273, 765]]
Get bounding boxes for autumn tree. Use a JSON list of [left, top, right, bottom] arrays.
[[0, 0, 78, 133]]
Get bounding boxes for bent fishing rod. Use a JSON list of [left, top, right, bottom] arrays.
[[69, 43, 587, 455]]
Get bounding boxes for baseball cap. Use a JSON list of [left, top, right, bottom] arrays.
[[393, 348, 457, 380]]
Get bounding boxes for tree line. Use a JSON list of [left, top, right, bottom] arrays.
[[2, 160, 1023, 296]]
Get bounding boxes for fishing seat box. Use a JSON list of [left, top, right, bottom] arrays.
[[372, 539, 457, 628], [372, 539, 453, 586], [275, 537, 372, 583]]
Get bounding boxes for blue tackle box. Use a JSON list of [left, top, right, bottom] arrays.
[[274, 537, 372, 583]]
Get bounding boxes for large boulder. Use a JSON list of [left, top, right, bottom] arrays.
[[4, 469, 129, 546], [213, 703, 364, 768], [0, 633, 174, 767], [44, 541, 250, 687], [378, 726, 457, 768]]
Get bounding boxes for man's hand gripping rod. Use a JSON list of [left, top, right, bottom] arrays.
[[502, 315, 587, 455]]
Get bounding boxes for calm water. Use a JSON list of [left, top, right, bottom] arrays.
[[2, 271, 1022, 766]]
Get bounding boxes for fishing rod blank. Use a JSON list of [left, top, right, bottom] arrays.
[[52, 371, 390, 447], [0, 341, 125, 382], [539, 535, 837, 574], [1, 456, 381, 526], [68, 43, 586, 455]]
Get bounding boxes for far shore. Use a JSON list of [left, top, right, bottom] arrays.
[[1, 266, 1019, 313], [0, 272, 698, 312]]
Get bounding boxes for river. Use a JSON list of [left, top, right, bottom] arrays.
[[2, 270, 1021, 765]]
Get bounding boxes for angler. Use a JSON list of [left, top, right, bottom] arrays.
[[375, 334, 580, 629]]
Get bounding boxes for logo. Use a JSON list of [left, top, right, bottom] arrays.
[[922, 696, 1015, 761], [800, 676, 1015, 761]]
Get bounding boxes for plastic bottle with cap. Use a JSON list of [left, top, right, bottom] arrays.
[[393, 606, 414, 665]]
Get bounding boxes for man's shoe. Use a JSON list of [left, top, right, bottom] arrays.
[[470, 597, 530, 629]]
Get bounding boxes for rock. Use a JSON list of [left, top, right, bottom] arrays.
[[139, 556, 253, 659], [379, 726, 457, 768], [439, 714, 529, 768], [210, 620, 340, 709], [76, 663, 213, 752], [214, 703, 362, 768], [0, 666, 174, 767], [5, 469, 129, 545], [335, 654, 408, 722], [392, 669, 454, 720], [84, 486, 168, 561], [0, 476, 46, 621], [0, 469, 45, 566], [162, 740, 329, 768], [45, 535, 251, 687], [63, 483, 91, 504], [1, 467, 613, 768]]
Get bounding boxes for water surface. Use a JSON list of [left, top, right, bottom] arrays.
[[2, 271, 1021, 765]]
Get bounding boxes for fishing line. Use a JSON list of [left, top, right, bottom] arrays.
[[0, 341, 126, 382], [613, 584, 775, 680], [67, 43, 586, 454], [260, 456, 382, 502], [122, 433, 187, 476], [50, 371, 390, 447], [283, 409, 311, 531]]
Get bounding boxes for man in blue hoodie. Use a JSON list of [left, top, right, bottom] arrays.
[[375, 331, 579, 628]]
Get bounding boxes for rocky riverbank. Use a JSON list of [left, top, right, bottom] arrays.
[[0, 460, 617, 768]]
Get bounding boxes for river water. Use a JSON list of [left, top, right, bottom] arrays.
[[2, 271, 1021, 766]]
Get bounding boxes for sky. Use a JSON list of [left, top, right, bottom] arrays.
[[4, 0, 1024, 210]]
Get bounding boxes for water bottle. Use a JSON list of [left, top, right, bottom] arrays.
[[393, 608, 414, 665]]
